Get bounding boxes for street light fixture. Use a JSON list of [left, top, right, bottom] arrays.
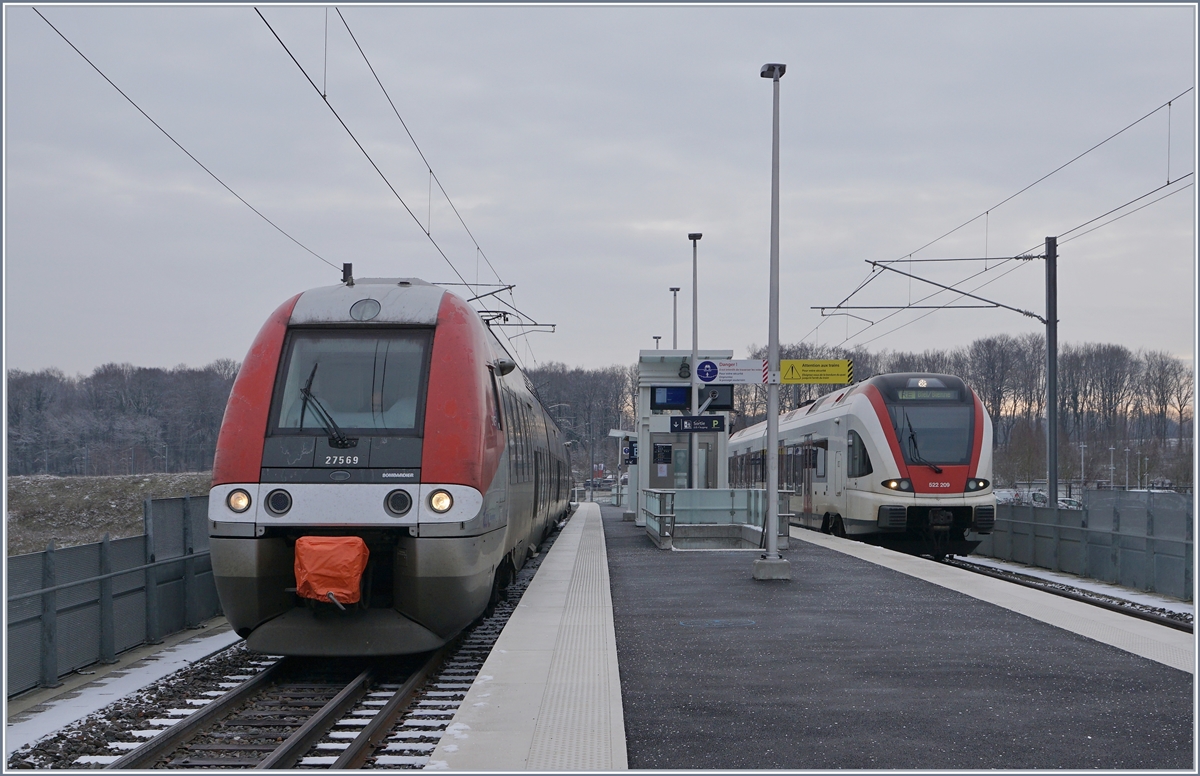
[[653, 335, 661, 349], [688, 234, 702, 492], [753, 62, 790, 581], [669, 288, 681, 349]]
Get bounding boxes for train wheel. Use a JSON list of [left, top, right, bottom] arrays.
[[831, 515, 847, 538], [820, 514, 832, 534]]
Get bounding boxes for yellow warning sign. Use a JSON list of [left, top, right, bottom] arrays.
[[780, 359, 853, 384]]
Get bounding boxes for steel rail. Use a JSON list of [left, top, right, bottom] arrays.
[[257, 667, 375, 769], [331, 639, 461, 769], [105, 658, 288, 769], [945, 559, 1193, 634]]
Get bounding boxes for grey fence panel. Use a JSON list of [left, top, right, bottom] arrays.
[[111, 537, 145, 595], [114, 590, 147, 653], [57, 606, 101, 676], [977, 491, 1192, 601], [7, 494, 220, 698], [7, 621, 42, 696], [149, 498, 186, 561]]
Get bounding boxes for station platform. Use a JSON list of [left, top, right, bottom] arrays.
[[434, 501, 1192, 770], [429, 502, 626, 770]]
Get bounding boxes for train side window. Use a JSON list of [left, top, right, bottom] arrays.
[[847, 430, 873, 478], [814, 443, 827, 480]]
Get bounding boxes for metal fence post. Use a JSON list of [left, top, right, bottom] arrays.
[[1080, 506, 1090, 579], [40, 541, 61, 688], [99, 533, 116, 664], [143, 499, 162, 644], [183, 497, 198, 628], [1111, 498, 1122, 588]]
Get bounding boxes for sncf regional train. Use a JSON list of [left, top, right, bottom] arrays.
[[729, 373, 996, 558], [208, 276, 570, 656]]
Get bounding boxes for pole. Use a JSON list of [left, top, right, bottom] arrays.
[[1124, 448, 1129, 490], [754, 63, 790, 580], [1109, 446, 1114, 489], [671, 288, 680, 349], [689, 235, 701, 490], [1045, 236, 1058, 503], [1080, 443, 1086, 491]]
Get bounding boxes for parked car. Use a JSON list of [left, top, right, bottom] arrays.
[[1057, 497, 1083, 510]]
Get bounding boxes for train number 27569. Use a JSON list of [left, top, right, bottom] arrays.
[[325, 455, 360, 465]]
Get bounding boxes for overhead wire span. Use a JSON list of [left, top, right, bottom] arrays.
[[836, 173, 1194, 349], [255, 7, 470, 288], [334, 8, 505, 290], [32, 7, 339, 271], [819, 87, 1197, 332], [897, 86, 1195, 261]]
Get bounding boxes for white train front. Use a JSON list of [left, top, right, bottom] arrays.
[[729, 373, 996, 558]]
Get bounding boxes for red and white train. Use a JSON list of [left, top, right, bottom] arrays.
[[208, 275, 570, 656], [729, 373, 996, 558]]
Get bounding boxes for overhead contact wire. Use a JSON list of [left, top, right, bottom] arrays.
[[33, 7, 339, 271], [255, 7, 470, 288], [335, 8, 506, 288]]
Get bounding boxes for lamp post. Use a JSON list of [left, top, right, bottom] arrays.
[[1124, 447, 1129, 490], [653, 336, 661, 349], [670, 288, 680, 349], [1079, 443, 1086, 494], [753, 62, 790, 581], [1108, 446, 1114, 490], [688, 234, 702, 491]]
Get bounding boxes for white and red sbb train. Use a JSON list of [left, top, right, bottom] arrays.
[[729, 373, 996, 558], [208, 276, 570, 656]]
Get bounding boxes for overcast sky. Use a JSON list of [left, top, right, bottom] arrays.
[[4, 4, 1196, 379]]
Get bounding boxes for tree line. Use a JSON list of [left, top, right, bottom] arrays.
[[7, 361, 238, 476], [8, 334, 1192, 489]]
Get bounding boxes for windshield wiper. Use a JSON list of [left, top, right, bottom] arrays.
[[905, 415, 942, 473], [299, 363, 357, 449]]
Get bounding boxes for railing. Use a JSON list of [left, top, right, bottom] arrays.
[[641, 489, 792, 548], [975, 489, 1193, 602], [6, 496, 220, 697]]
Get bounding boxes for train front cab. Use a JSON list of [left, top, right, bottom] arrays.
[[208, 282, 523, 656]]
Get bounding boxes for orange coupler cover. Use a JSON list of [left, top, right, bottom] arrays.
[[294, 536, 370, 605]]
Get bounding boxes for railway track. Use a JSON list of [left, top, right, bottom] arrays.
[[103, 651, 439, 769], [15, 516, 565, 770], [943, 557, 1194, 634]]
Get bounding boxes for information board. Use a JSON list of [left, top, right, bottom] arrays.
[[780, 359, 854, 385], [670, 416, 726, 433]]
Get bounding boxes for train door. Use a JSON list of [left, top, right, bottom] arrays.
[[801, 436, 814, 527], [833, 451, 844, 498]]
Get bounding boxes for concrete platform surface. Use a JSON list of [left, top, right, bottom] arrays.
[[602, 505, 1193, 770], [428, 503, 626, 770], [791, 526, 1194, 674]]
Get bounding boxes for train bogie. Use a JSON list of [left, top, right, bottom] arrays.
[[208, 276, 569, 656]]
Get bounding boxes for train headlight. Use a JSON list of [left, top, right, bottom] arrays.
[[429, 490, 454, 514], [226, 489, 252, 513], [882, 479, 913, 492], [966, 478, 991, 491], [386, 489, 413, 516], [265, 489, 292, 515]]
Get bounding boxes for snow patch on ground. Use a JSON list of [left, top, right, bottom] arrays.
[[5, 628, 240, 757], [966, 556, 1194, 615]]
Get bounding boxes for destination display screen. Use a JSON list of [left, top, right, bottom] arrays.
[[898, 389, 959, 401]]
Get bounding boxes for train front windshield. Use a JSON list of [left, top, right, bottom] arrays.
[[272, 330, 431, 434], [888, 404, 973, 465]]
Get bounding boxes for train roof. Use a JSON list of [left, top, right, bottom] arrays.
[[289, 277, 446, 325], [728, 372, 972, 448]]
